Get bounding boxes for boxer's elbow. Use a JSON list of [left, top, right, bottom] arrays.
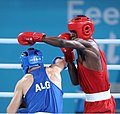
[[6, 107, 12, 113], [6, 105, 17, 113]]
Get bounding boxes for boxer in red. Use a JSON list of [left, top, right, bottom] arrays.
[[17, 15, 116, 113]]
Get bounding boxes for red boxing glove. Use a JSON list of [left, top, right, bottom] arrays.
[[58, 32, 71, 40], [18, 32, 46, 46], [58, 33, 75, 62], [61, 48, 75, 62]]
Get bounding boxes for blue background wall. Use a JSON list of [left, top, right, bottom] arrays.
[[0, 0, 120, 113]]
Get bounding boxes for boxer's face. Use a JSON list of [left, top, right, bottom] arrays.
[[70, 31, 77, 40]]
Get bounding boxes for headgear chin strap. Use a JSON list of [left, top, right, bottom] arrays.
[[20, 48, 43, 74], [68, 15, 94, 40]]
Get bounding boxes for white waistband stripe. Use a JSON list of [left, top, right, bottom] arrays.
[[35, 112, 52, 114], [85, 89, 111, 102]]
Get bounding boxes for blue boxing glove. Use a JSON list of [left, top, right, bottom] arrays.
[[52, 56, 67, 69]]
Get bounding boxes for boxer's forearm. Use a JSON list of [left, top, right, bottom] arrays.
[[68, 62, 79, 85], [42, 36, 63, 47], [43, 36, 79, 49]]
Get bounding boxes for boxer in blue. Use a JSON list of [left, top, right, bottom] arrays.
[[7, 48, 66, 113]]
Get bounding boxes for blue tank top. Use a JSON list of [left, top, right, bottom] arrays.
[[24, 67, 63, 113]]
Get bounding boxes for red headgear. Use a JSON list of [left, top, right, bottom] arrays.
[[68, 15, 94, 40]]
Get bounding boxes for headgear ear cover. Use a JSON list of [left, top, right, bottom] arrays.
[[20, 48, 43, 74], [68, 15, 94, 40]]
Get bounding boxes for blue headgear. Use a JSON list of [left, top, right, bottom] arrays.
[[20, 48, 43, 74]]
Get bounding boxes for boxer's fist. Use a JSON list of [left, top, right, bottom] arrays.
[[58, 32, 74, 62], [58, 32, 71, 40], [60, 47, 75, 63], [18, 32, 46, 46]]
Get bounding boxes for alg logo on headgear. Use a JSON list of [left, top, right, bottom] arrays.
[[29, 56, 42, 63]]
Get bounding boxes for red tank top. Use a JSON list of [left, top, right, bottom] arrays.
[[77, 49, 110, 94]]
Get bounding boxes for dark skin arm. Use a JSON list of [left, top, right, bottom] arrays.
[[42, 36, 100, 85], [43, 36, 100, 67], [68, 62, 79, 85], [42, 36, 81, 85], [42, 36, 91, 50]]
